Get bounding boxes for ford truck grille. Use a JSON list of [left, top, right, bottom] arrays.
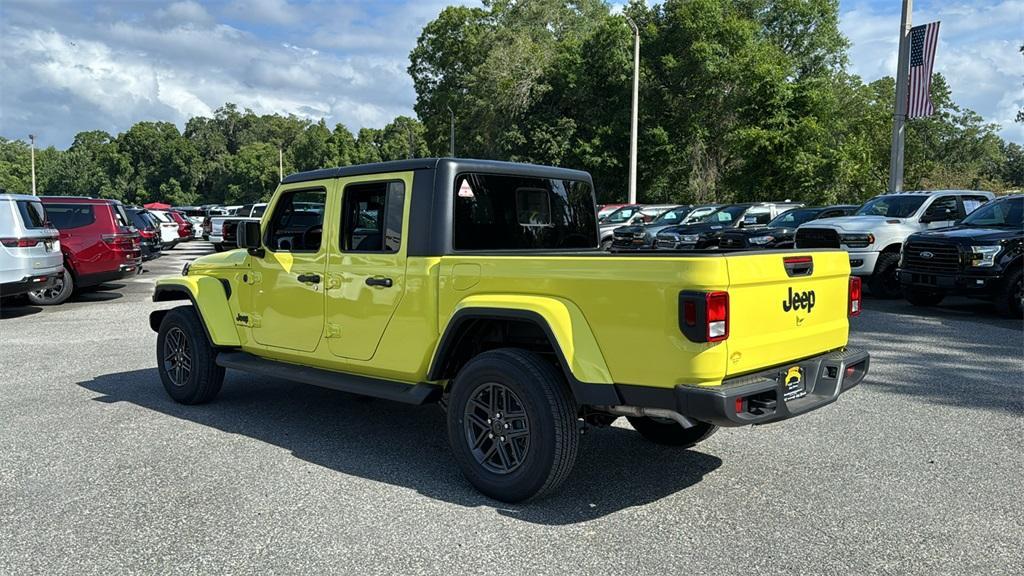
[[902, 240, 960, 273], [795, 227, 840, 249]]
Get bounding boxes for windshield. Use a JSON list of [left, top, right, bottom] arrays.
[[768, 208, 821, 228], [854, 196, 927, 218], [602, 206, 639, 224], [651, 207, 690, 225], [961, 197, 1023, 227], [702, 205, 747, 224]]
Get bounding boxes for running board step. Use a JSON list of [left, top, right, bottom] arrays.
[[216, 351, 442, 405]]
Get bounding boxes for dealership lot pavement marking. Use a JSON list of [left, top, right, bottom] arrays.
[[1, 242, 1021, 575]]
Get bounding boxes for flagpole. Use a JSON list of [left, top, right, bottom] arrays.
[[888, 0, 913, 193]]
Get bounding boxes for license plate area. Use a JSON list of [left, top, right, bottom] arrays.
[[44, 240, 53, 252], [780, 365, 807, 402]]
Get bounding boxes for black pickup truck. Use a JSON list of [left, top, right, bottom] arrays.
[[897, 195, 1022, 317]]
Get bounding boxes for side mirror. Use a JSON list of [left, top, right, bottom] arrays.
[[237, 220, 264, 256]]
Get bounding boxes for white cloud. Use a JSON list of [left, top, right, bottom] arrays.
[[226, 0, 299, 25], [0, 0, 456, 147], [157, 1, 213, 25], [841, 1, 1024, 143]]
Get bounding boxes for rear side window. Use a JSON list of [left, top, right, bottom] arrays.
[[453, 173, 597, 250], [113, 205, 130, 228], [16, 200, 47, 229], [342, 181, 405, 252], [961, 195, 989, 214], [45, 204, 96, 229]]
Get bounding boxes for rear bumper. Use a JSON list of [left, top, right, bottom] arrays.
[[613, 348, 869, 427], [1, 271, 60, 297], [209, 234, 224, 243], [78, 260, 141, 288]]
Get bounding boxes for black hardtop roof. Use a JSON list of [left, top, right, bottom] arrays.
[[281, 158, 592, 185]]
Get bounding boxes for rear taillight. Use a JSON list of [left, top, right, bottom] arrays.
[[849, 276, 862, 317], [706, 291, 729, 342], [102, 233, 138, 251], [678, 290, 729, 343], [0, 237, 41, 248]]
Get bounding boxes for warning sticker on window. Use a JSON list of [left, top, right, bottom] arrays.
[[458, 180, 475, 198]]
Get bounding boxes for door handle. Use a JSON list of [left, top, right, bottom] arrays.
[[365, 277, 393, 288], [297, 273, 321, 284]]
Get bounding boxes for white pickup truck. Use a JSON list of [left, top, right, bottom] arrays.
[[209, 203, 266, 252], [795, 190, 994, 297]]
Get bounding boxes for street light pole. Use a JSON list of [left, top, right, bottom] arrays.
[[278, 147, 283, 181], [626, 17, 640, 205], [888, 0, 913, 193], [29, 134, 37, 195], [446, 105, 455, 157]]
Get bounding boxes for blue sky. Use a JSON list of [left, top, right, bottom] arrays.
[[1, 0, 1020, 149]]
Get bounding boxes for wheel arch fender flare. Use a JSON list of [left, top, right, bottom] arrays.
[[429, 295, 618, 405], [150, 276, 240, 347]]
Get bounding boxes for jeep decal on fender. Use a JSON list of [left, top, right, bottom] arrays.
[[783, 287, 815, 313]]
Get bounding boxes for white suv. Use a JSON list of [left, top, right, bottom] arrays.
[[796, 190, 994, 297], [0, 194, 64, 298]]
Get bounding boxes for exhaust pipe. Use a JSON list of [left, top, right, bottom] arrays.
[[595, 405, 696, 428]]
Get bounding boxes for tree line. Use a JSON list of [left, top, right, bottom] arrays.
[[1, 0, 1021, 207]]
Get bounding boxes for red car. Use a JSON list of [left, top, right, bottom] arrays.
[[29, 197, 142, 305], [167, 210, 194, 239]]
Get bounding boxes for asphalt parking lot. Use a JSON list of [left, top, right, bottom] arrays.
[[1, 242, 1021, 575]]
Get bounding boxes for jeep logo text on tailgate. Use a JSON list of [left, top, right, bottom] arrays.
[[783, 287, 815, 313]]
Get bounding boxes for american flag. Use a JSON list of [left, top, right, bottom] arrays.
[[907, 21, 940, 119]]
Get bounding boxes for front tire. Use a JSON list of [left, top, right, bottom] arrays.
[[995, 268, 1023, 318], [903, 287, 945, 307], [446, 348, 579, 503], [627, 416, 718, 447], [868, 252, 902, 298], [156, 306, 224, 404], [213, 243, 225, 252], [27, 268, 74, 306]]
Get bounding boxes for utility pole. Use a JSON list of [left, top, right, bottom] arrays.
[[29, 134, 37, 195], [888, 0, 913, 193], [446, 105, 455, 157], [407, 124, 415, 159], [626, 17, 640, 205], [278, 147, 283, 181]]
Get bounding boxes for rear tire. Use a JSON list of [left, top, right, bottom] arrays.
[[627, 416, 718, 447], [868, 252, 902, 298], [903, 287, 945, 307], [995, 268, 1023, 318], [446, 348, 579, 503], [27, 268, 74, 306], [156, 306, 224, 404]]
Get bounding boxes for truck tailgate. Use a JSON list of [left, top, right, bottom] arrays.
[[725, 251, 850, 376]]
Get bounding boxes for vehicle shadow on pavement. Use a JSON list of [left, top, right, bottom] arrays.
[[0, 301, 42, 319], [79, 368, 722, 524], [863, 294, 1021, 330], [852, 307, 1024, 417]]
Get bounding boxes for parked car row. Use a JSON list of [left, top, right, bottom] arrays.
[[0, 195, 211, 306], [602, 190, 1021, 317]]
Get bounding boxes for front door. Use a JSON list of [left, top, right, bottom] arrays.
[[251, 186, 329, 352], [325, 173, 411, 361]]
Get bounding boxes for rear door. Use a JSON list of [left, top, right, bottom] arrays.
[[724, 251, 850, 376], [324, 172, 411, 361]]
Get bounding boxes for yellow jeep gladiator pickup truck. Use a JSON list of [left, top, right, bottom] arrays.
[[150, 158, 869, 502]]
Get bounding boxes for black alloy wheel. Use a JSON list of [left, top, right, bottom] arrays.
[[162, 327, 192, 387], [463, 382, 531, 475]]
